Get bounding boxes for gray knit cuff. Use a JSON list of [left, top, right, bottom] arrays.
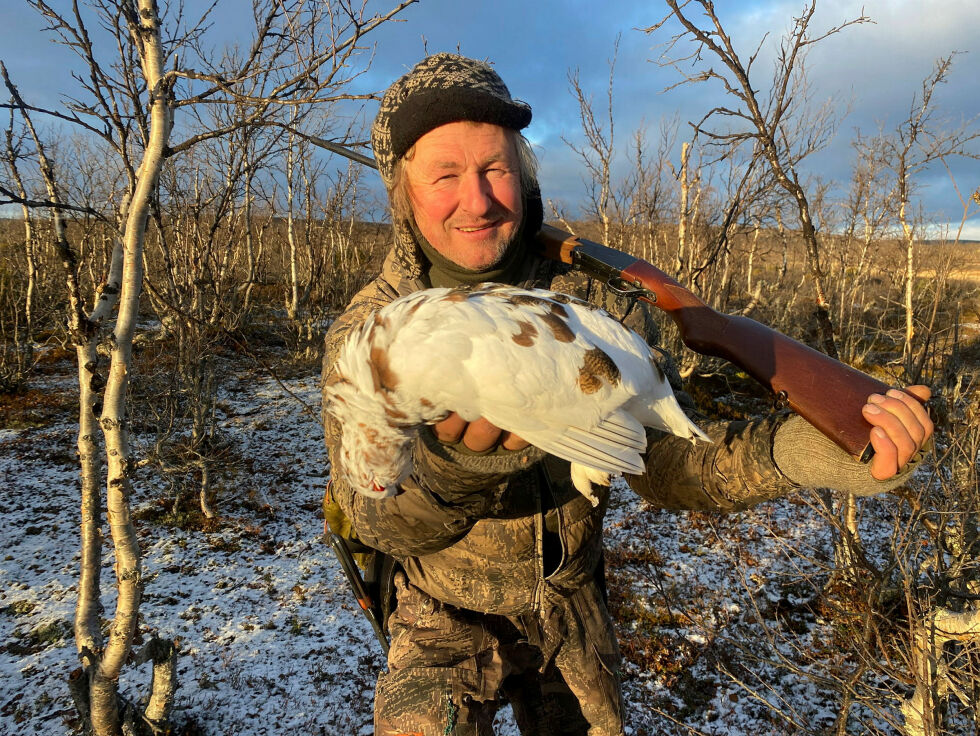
[[413, 427, 545, 502], [773, 414, 925, 496]]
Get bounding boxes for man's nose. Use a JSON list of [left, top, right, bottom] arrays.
[[459, 172, 494, 215]]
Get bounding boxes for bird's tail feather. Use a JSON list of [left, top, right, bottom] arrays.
[[632, 397, 710, 443], [521, 410, 647, 475]]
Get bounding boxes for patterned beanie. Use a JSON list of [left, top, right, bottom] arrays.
[[371, 53, 532, 189]]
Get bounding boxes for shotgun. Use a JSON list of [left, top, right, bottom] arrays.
[[302, 140, 916, 462], [536, 224, 913, 463]]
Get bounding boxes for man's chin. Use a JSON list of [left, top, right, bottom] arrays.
[[462, 253, 507, 271], [449, 240, 512, 271]]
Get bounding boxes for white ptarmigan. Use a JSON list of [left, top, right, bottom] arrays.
[[324, 283, 709, 506]]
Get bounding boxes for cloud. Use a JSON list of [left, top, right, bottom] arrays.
[[2, 0, 975, 227]]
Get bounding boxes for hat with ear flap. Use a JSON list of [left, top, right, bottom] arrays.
[[371, 53, 533, 189]]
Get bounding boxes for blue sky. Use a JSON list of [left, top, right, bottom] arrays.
[[3, 0, 978, 237]]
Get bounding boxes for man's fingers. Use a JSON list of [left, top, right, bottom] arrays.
[[433, 412, 466, 443], [885, 388, 933, 448], [895, 386, 935, 442], [867, 425, 899, 480], [862, 385, 935, 480], [434, 413, 528, 452], [877, 392, 926, 444], [461, 417, 504, 452], [863, 398, 919, 466], [501, 431, 530, 451]]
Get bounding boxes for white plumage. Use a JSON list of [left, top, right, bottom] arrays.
[[324, 283, 708, 506]]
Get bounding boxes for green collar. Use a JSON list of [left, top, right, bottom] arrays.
[[415, 224, 531, 288]]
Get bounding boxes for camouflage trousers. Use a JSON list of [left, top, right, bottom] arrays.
[[374, 573, 624, 736]]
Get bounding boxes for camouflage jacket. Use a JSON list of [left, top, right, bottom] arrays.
[[320, 236, 796, 617]]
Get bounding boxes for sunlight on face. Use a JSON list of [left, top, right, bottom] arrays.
[[405, 122, 524, 270]]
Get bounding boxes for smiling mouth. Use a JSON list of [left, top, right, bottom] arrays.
[[455, 221, 499, 233]]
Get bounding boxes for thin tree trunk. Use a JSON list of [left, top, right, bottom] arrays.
[[835, 495, 864, 578], [135, 637, 178, 727], [777, 211, 789, 285], [3, 119, 39, 346], [76, 221, 126, 669], [746, 224, 759, 295], [24, 217, 36, 344], [91, 3, 174, 732], [242, 165, 258, 314], [899, 174, 916, 375], [0, 60, 124, 686], [778, 171, 839, 359], [676, 140, 689, 278], [286, 136, 300, 321]]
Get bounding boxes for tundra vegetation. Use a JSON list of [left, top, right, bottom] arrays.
[[1, 1, 978, 735]]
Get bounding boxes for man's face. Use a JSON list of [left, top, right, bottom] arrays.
[[404, 121, 523, 271]]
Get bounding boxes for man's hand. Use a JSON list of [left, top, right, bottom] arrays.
[[433, 412, 530, 453], [862, 385, 933, 480]]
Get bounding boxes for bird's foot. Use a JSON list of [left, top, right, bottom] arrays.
[[570, 463, 612, 507]]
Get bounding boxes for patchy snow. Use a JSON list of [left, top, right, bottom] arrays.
[[0, 361, 921, 735]]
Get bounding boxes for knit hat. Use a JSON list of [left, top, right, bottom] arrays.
[[371, 53, 532, 189]]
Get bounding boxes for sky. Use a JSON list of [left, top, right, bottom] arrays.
[[2, 0, 978, 238]]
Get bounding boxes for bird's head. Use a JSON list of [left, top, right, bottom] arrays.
[[323, 374, 415, 499]]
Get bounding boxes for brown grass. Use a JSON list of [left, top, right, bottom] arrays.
[[0, 387, 77, 430]]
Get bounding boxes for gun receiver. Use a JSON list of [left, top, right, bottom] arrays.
[[536, 224, 919, 462]]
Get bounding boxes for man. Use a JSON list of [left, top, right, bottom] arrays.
[[321, 53, 933, 736]]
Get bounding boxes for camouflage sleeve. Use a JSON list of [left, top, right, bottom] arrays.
[[321, 278, 541, 557], [630, 411, 927, 512], [627, 414, 794, 512]]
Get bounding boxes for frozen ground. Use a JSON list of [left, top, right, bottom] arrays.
[[0, 359, 917, 735]]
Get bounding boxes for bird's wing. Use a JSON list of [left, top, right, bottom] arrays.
[[513, 410, 648, 475]]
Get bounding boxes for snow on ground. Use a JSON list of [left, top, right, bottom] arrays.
[[1, 360, 908, 735]]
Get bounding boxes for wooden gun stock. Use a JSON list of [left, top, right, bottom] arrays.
[[536, 224, 914, 462]]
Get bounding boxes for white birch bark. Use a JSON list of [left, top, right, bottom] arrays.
[[3, 148, 38, 343], [901, 606, 980, 736], [676, 140, 689, 278], [285, 132, 300, 321], [746, 224, 759, 295], [898, 164, 916, 372], [89, 2, 174, 733], [241, 163, 258, 314]]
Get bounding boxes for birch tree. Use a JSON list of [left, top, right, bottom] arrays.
[[2, 0, 415, 733], [870, 54, 979, 380], [1, 60, 132, 733], [565, 35, 620, 249], [0, 111, 39, 388], [644, 0, 869, 359]]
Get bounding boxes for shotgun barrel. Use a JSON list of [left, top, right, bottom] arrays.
[[329, 533, 390, 657]]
